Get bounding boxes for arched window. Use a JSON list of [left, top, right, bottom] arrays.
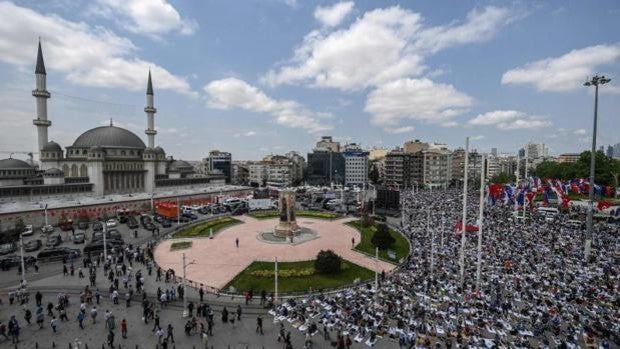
[[121, 151, 126, 156], [80, 164, 87, 177], [71, 164, 78, 177], [82, 149, 87, 155], [62, 164, 69, 177]]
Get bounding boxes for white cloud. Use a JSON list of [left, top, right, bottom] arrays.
[[573, 128, 587, 135], [234, 130, 257, 138], [502, 44, 620, 92], [385, 126, 414, 134], [365, 78, 473, 126], [0, 2, 195, 96], [468, 110, 552, 130], [441, 121, 458, 127], [468, 110, 523, 125], [263, 5, 520, 91], [282, 0, 298, 8], [497, 118, 551, 130], [204, 78, 332, 133], [470, 135, 485, 140], [411, 6, 518, 54], [314, 2, 354, 27], [93, 0, 197, 37]]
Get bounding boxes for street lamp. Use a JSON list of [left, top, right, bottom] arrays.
[[20, 232, 26, 287], [182, 252, 196, 317], [583, 75, 611, 262]]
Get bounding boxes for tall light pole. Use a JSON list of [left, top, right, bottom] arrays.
[[584, 75, 611, 262], [102, 221, 107, 261], [20, 233, 26, 286], [459, 137, 469, 288], [182, 252, 196, 317], [476, 155, 485, 291]]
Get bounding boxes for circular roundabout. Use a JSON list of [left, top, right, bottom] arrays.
[[154, 215, 398, 294]]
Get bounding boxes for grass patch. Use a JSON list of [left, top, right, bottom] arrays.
[[172, 217, 242, 238], [347, 220, 410, 264], [225, 260, 374, 294], [170, 241, 192, 251], [249, 210, 340, 220]]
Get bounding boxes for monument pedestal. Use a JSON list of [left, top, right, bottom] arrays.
[[274, 190, 300, 238]]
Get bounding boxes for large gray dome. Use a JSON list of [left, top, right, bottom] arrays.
[[72, 126, 146, 149], [169, 160, 192, 171], [0, 158, 32, 169]]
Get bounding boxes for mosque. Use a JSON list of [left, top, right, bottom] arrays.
[[0, 42, 221, 200]]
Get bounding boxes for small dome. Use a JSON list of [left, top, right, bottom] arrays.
[[73, 125, 146, 149], [42, 141, 62, 152], [0, 158, 32, 169], [154, 146, 165, 154], [169, 160, 192, 171], [44, 168, 63, 176]]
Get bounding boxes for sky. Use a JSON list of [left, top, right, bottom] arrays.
[[0, 0, 618, 161]]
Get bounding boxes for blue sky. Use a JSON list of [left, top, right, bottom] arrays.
[[0, 0, 618, 161]]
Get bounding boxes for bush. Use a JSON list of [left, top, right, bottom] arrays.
[[360, 211, 375, 228], [371, 223, 395, 250], [314, 250, 341, 275]]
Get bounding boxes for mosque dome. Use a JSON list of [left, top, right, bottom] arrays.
[[0, 158, 32, 169], [72, 125, 145, 149]]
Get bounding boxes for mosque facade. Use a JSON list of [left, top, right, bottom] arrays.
[[0, 42, 221, 200]]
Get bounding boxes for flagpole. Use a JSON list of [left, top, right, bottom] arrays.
[[523, 147, 528, 220], [274, 257, 278, 305], [374, 247, 379, 290], [428, 207, 434, 283], [440, 212, 445, 248], [476, 155, 485, 291], [459, 137, 469, 288], [515, 154, 520, 213]]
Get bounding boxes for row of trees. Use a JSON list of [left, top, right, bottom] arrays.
[[533, 151, 620, 186]]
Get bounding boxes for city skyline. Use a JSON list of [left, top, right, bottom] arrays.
[[0, 1, 619, 161]]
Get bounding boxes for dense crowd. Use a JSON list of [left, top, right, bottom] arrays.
[[274, 189, 619, 348]]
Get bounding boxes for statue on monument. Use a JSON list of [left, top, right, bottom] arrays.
[[274, 190, 300, 237]]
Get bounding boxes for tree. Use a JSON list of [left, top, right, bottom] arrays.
[[360, 210, 375, 228], [489, 172, 515, 184], [314, 250, 342, 275], [368, 162, 380, 184], [532, 151, 619, 186], [14, 218, 25, 233], [371, 223, 395, 250]]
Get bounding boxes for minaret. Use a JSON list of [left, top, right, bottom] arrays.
[[32, 40, 52, 152], [145, 70, 157, 148]]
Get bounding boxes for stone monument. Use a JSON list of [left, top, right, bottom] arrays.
[[274, 190, 300, 237]]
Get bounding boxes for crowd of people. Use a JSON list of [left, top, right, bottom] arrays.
[[273, 188, 618, 348]]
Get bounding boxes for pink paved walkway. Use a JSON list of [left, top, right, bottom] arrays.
[[154, 216, 396, 289]]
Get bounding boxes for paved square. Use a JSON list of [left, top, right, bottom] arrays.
[[154, 216, 396, 290]]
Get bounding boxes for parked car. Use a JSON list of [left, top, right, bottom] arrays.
[[126, 216, 139, 229], [92, 229, 122, 242], [22, 225, 34, 237], [161, 219, 172, 228], [0, 255, 37, 271], [198, 206, 211, 215], [145, 222, 156, 231], [73, 232, 86, 244], [24, 239, 43, 252], [41, 225, 54, 234], [45, 234, 62, 248], [0, 243, 17, 255], [105, 219, 118, 228], [37, 247, 80, 262], [182, 212, 198, 220], [154, 215, 164, 224], [83, 241, 119, 254], [93, 221, 103, 232], [78, 221, 89, 230], [59, 219, 74, 231], [140, 215, 153, 229]]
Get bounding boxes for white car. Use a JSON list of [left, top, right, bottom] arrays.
[[41, 225, 54, 234], [22, 225, 34, 236], [105, 219, 118, 228]]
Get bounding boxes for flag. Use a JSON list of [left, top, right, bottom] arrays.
[[597, 201, 612, 211], [455, 221, 479, 233]]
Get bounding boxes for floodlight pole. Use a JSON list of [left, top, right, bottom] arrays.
[[584, 75, 611, 262], [459, 137, 469, 288]]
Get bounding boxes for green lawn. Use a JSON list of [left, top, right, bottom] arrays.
[[170, 241, 192, 251], [347, 220, 410, 264], [172, 217, 242, 238], [225, 260, 374, 294], [249, 210, 341, 220]]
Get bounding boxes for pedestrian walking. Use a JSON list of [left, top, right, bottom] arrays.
[[256, 315, 263, 334], [121, 318, 127, 338], [107, 330, 115, 348], [236, 304, 242, 320], [90, 306, 98, 323], [166, 323, 174, 343], [24, 308, 32, 325], [235, 237, 239, 248], [76, 311, 84, 329], [50, 316, 58, 333]]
